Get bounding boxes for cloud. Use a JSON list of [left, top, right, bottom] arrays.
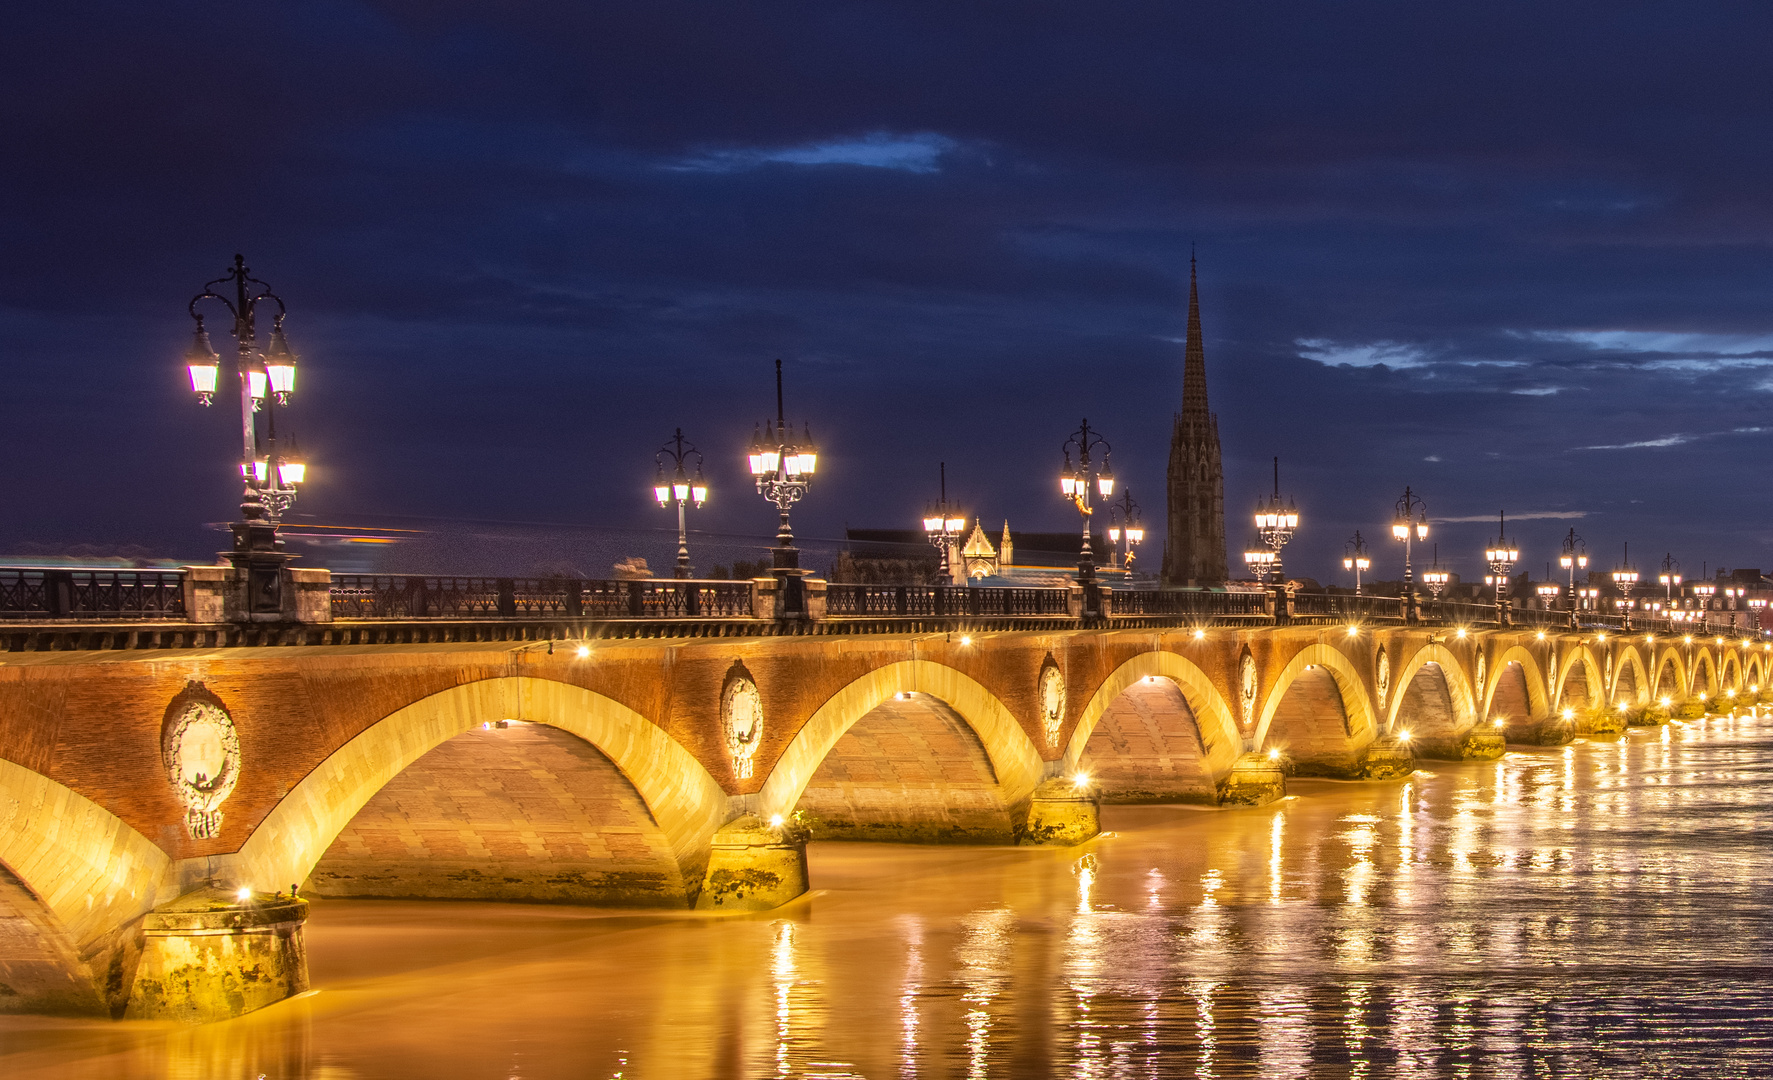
[[1510, 386, 1559, 395], [1577, 435, 1690, 450], [1295, 339, 1428, 368], [673, 132, 956, 174], [1433, 511, 1589, 523]]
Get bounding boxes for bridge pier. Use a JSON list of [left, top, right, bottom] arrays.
[[694, 816, 809, 912], [1216, 752, 1288, 806], [1359, 735, 1416, 780], [124, 886, 308, 1023], [1013, 778, 1100, 845]]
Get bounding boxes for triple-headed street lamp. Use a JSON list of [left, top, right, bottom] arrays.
[[1559, 528, 1589, 627], [746, 360, 819, 573], [653, 429, 708, 578], [1658, 554, 1682, 608], [1392, 487, 1429, 620], [1059, 419, 1115, 584], [1343, 531, 1370, 595], [1244, 457, 1299, 587], [1612, 543, 1640, 631], [1483, 511, 1519, 626], [922, 462, 967, 584], [1105, 490, 1145, 571], [183, 255, 305, 573]]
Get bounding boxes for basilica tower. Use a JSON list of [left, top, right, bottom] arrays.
[[1161, 258, 1228, 586]]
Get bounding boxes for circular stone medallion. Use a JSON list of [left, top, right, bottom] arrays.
[[162, 698, 241, 840]]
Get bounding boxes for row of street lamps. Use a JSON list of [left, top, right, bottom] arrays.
[[174, 262, 1760, 627]]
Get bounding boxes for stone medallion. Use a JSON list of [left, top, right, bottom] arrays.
[[721, 664, 763, 781], [1606, 652, 1614, 696], [1038, 660, 1066, 748], [1238, 649, 1258, 729], [162, 690, 241, 840], [1476, 651, 1488, 700], [1376, 649, 1391, 713]]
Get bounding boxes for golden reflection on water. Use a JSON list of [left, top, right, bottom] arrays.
[[10, 715, 1773, 1078]]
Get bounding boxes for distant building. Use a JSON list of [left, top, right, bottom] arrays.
[[1162, 257, 1229, 587]]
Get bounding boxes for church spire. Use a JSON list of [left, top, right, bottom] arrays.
[[1181, 253, 1209, 423]]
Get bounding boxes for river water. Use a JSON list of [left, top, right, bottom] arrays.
[[7, 711, 1773, 1079]]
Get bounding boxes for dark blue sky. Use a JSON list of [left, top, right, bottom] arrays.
[[4, 3, 1772, 582]]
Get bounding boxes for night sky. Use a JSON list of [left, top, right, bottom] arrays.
[[5, 3, 1773, 583]]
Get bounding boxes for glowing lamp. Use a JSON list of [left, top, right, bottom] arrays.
[[654, 469, 671, 507], [247, 368, 267, 401], [946, 516, 966, 533], [1097, 467, 1115, 498], [241, 458, 268, 484], [276, 456, 305, 487], [1108, 526, 1121, 542], [1061, 473, 1078, 496], [184, 324, 220, 402], [923, 513, 944, 533], [263, 326, 297, 399], [1127, 526, 1144, 543]]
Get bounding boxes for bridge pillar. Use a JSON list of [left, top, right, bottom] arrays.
[[1458, 725, 1507, 758], [694, 815, 809, 912], [1359, 735, 1416, 780], [1014, 778, 1100, 845], [125, 886, 309, 1023], [1216, 752, 1288, 806]]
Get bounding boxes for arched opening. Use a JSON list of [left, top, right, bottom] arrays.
[[232, 677, 727, 909], [1392, 661, 1462, 758], [306, 722, 690, 905], [1265, 664, 1361, 778], [1488, 661, 1533, 733], [1558, 655, 1594, 711], [793, 692, 1013, 842], [1655, 658, 1681, 698], [1722, 655, 1742, 692], [1613, 653, 1642, 705], [1078, 677, 1217, 804], [1692, 653, 1716, 697], [0, 863, 106, 1015]]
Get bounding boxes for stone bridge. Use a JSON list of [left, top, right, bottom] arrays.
[[1, 621, 1767, 1021]]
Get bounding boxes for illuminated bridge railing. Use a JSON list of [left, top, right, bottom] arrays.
[[823, 583, 1072, 619], [329, 576, 756, 620], [1291, 593, 1407, 623], [1104, 589, 1270, 621], [0, 569, 186, 620]]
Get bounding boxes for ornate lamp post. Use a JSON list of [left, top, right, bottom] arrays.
[[1578, 586, 1600, 611], [746, 360, 819, 574], [183, 255, 306, 585], [1558, 528, 1589, 613], [1483, 511, 1519, 626], [1244, 457, 1299, 583], [1612, 543, 1640, 631], [1536, 583, 1561, 611], [1343, 531, 1371, 595], [1105, 490, 1145, 571], [1657, 554, 1682, 608], [1059, 419, 1115, 584], [1392, 487, 1429, 619], [921, 462, 967, 584], [653, 428, 708, 578]]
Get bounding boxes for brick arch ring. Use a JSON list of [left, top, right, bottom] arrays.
[[753, 659, 1046, 823], [229, 676, 729, 900], [1253, 643, 1378, 753], [1060, 651, 1243, 781], [1386, 642, 1479, 734]]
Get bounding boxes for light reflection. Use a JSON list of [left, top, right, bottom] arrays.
[[772, 920, 795, 1079], [1270, 811, 1285, 905], [898, 918, 922, 1080]]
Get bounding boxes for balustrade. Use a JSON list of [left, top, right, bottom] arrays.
[[0, 569, 186, 620]]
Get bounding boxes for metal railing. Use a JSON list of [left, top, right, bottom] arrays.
[[329, 576, 757, 620], [824, 583, 1072, 618], [0, 569, 186, 620], [1105, 589, 1270, 620], [1292, 593, 1407, 622]]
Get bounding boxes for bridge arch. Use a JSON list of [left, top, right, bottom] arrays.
[[1554, 645, 1606, 713], [1610, 644, 1649, 705], [756, 659, 1045, 822], [1254, 644, 1378, 775], [1481, 645, 1549, 722], [1748, 652, 1767, 688], [0, 758, 170, 1014], [233, 677, 727, 903], [1652, 647, 1687, 700], [1386, 643, 1478, 758], [1721, 652, 1742, 692], [1060, 650, 1243, 795], [1691, 649, 1718, 697]]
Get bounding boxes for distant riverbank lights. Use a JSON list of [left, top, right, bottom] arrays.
[[654, 428, 708, 579], [747, 360, 819, 573], [183, 254, 306, 547]]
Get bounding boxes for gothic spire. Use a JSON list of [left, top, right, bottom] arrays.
[[1181, 253, 1209, 423]]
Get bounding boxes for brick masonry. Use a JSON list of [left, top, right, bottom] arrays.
[[1395, 662, 1459, 742], [306, 723, 687, 905], [1081, 678, 1216, 803], [792, 693, 1014, 843], [1268, 667, 1359, 777]]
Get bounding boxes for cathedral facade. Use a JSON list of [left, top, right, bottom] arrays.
[[1161, 259, 1229, 587]]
